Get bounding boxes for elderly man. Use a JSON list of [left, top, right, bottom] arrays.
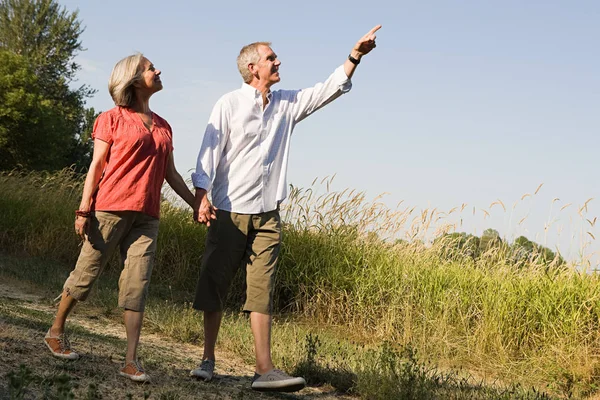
[[190, 25, 381, 392]]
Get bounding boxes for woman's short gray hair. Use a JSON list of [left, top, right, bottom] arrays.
[[237, 42, 271, 84], [108, 53, 145, 107]]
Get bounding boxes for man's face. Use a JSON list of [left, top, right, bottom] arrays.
[[255, 45, 281, 86]]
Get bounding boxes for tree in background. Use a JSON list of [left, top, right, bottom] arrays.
[[65, 105, 97, 170], [0, 0, 97, 171], [0, 50, 64, 169], [479, 228, 502, 254], [511, 235, 565, 268], [433, 229, 565, 269], [433, 232, 480, 261]]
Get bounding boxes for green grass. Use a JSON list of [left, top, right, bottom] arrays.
[[1, 169, 598, 398]]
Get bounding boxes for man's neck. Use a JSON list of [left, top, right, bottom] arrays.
[[249, 81, 272, 109]]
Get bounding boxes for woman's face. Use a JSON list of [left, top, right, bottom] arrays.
[[136, 57, 162, 94]]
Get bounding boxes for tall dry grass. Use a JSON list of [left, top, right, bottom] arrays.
[[1, 169, 599, 397], [0, 169, 208, 295]]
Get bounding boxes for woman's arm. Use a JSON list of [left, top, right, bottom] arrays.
[[165, 152, 195, 208], [75, 139, 111, 240]]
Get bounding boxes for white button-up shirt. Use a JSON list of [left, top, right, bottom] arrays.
[[192, 65, 352, 214]]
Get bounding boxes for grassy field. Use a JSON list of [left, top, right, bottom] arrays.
[[1, 169, 599, 399], [0, 255, 553, 399]]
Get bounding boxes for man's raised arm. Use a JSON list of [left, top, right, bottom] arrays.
[[289, 25, 382, 123], [344, 24, 381, 79]]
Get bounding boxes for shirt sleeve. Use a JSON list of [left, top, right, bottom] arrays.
[[287, 65, 352, 124], [191, 98, 230, 191], [163, 118, 175, 152], [91, 111, 114, 144]]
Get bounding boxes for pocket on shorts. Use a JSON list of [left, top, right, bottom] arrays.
[[88, 211, 126, 249]]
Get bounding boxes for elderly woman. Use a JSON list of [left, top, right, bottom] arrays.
[[44, 53, 194, 382]]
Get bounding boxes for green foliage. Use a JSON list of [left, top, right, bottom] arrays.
[[46, 373, 77, 400], [66, 106, 97, 171], [357, 343, 438, 399], [0, 50, 74, 170], [355, 342, 553, 399], [0, 169, 84, 263], [84, 382, 102, 400], [8, 364, 33, 399], [433, 232, 480, 261], [292, 333, 357, 393], [6, 364, 80, 400], [433, 230, 565, 270], [479, 228, 502, 253], [0, 0, 83, 83], [512, 235, 565, 268], [0, 0, 97, 172]]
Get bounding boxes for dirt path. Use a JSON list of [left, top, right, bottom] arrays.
[[0, 276, 352, 399]]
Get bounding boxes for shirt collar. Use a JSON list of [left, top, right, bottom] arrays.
[[240, 83, 272, 101], [120, 106, 159, 129]]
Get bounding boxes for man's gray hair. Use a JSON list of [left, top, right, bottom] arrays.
[[237, 42, 271, 84], [108, 53, 145, 107]]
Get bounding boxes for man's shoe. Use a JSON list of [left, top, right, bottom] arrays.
[[190, 359, 215, 381], [44, 329, 79, 360], [251, 369, 306, 392], [119, 360, 150, 382]]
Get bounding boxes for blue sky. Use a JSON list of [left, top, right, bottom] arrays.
[[60, 0, 599, 265]]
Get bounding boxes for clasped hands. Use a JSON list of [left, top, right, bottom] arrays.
[[193, 189, 218, 226]]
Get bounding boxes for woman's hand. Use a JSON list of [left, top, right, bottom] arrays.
[[75, 215, 89, 241], [193, 188, 218, 227]]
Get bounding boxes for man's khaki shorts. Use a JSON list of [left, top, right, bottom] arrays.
[[63, 211, 160, 312], [193, 209, 281, 315]]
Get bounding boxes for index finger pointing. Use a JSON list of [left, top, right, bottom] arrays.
[[368, 24, 382, 35]]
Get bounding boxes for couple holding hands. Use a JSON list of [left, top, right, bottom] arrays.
[[44, 25, 381, 393]]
